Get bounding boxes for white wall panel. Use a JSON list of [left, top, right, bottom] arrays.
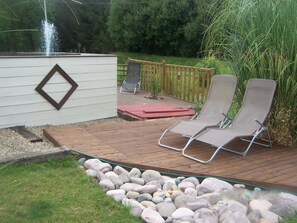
[[0, 54, 117, 128]]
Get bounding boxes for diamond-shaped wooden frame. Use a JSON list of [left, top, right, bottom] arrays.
[[35, 64, 78, 110]]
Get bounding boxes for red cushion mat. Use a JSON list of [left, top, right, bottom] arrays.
[[117, 104, 195, 119]]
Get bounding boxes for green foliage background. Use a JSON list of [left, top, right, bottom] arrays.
[[108, 0, 213, 57], [0, 0, 213, 56]]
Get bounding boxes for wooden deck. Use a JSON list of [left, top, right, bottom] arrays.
[[44, 118, 297, 193]]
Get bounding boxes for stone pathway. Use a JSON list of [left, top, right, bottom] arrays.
[[80, 158, 297, 223]]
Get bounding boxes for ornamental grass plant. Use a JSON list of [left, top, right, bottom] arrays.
[[205, 0, 297, 146]]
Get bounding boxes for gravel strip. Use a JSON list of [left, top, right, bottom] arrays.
[[0, 117, 124, 161]]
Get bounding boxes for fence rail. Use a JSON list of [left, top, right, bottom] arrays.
[[117, 58, 214, 105]]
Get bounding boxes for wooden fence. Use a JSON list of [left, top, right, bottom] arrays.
[[117, 58, 215, 105]]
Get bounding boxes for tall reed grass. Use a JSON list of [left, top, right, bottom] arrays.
[[205, 0, 297, 146]]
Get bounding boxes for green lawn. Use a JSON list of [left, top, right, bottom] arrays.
[[115, 51, 202, 66], [0, 156, 141, 223], [115, 51, 231, 74], [282, 216, 297, 223]]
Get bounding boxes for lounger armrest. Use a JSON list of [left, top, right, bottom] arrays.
[[191, 113, 199, 120], [220, 112, 233, 128], [255, 119, 267, 130]]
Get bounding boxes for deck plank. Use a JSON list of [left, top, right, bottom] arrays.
[[44, 118, 297, 193]]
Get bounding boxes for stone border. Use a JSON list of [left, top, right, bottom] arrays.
[[0, 147, 71, 165]]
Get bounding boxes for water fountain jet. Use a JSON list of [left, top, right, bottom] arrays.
[[42, 0, 58, 56]]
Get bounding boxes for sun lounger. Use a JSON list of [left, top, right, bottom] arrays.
[[182, 78, 277, 163], [120, 61, 141, 94], [158, 75, 238, 151]]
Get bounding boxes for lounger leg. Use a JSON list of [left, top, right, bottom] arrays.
[[221, 128, 269, 157], [182, 145, 224, 164], [158, 129, 184, 151], [158, 121, 197, 152], [240, 128, 272, 148]]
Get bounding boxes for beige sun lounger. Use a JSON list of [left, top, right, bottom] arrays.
[[158, 74, 238, 151], [182, 78, 277, 164]]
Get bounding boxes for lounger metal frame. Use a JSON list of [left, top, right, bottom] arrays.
[[182, 119, 272, 164], [158, 75, 237, 152], [158, 113, 232, 152]]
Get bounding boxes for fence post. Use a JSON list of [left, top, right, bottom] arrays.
[[160, 60, 166, 93]]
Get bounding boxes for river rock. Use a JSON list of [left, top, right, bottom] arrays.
[[99, 179, 115, 192], [141, 201, 157, 211], [98, 163, 113, 173], [268, 192, 297, 218], [120, 183, 142, 192], [165, 216, 173, 223], [84, 158, 102, 171], [196, 185, 214, 195], [85, 169, 97, 177], [108, 176, 124, 188], [78, 157, 86, 165], [178, 181, 195, 192], [146, 180, 162, 189], [195, 218, 218, 223], [113, 194, 126, 203], [234, 184, 246, 190], [126, 191, 139, 199], [234, 211, 251, 223], [129, 168, 142, 178], [152, 196, 164, 204], [181, 177, 200, 187], [172, 207, 195, 220], [138, 193, 153, 202], [135, 185, 159, 194], [197, 192, 221, 205], [96, 171, 107, 181], [250, 199, 272, 213], [227, 200, 248, 215], [185, 187, 197, 197], [200, 178, 233, 192], [164, 197, 173, 203], [103, 164, 114, 172], [248, 210, 261, 223], [163, 181, 175, 191], [174, 195, 197, 209], [197, 208, 215, 217], [170, 190, 184, 200], [105, 171, 119, 178], [162, 175, 176, 184], [142, 170, 162, 183], [113, 166, 129, 176], [118, 173, 130, 183], [260, 210, 282, 223], [187, 199, 211, 211], [122, 198, 145, 217], [154, 191, 167, 199], [157, 202, 176, 218], [141, 208, 165, 223], [106, 189, 126, 196], [219, 209, 235, 223], [130, 177, 145, 185]]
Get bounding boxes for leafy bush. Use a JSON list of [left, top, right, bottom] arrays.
[[205, 0, 297, 146]]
